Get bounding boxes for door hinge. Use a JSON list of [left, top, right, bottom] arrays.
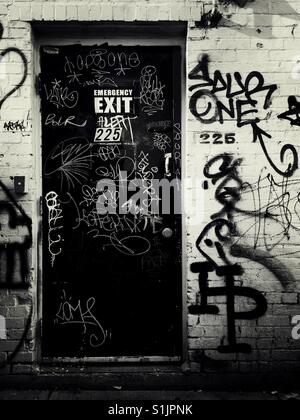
[[40, 319, 43, 338], [35, 74, 42, 96], [39, 196, 43, 216]]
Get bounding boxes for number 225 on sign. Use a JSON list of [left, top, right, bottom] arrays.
[[94, 128, 122, 143]]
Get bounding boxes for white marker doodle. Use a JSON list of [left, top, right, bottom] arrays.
[[55, 291, 108, 348], [45, 191, 64, 267], [139, 66, 165, 116], [44, 79, 79, 109], [44, 138, 92, 191]]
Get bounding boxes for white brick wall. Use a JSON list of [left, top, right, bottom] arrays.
[[0, 0, 299, 376], [186, 0, 300, 373], [4, 1, 204, 23]]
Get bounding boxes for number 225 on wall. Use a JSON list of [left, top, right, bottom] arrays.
[[199, 133, 236, 145], [94, 128, 122, 143]]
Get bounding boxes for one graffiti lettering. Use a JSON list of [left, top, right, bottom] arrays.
[[189, 55, 298, 178]]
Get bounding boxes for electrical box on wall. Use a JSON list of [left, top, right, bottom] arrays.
[[14, 176, 27, 194]]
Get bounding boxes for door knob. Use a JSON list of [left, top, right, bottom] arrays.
[[162, 228, 174, 239]]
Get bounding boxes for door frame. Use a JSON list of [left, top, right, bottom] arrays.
[[32, 22, 188, 365]]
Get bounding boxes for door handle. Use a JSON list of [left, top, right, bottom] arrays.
[[165, 153, 172, 178]]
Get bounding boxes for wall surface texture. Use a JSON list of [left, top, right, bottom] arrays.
[[0, 0, 300, 379]]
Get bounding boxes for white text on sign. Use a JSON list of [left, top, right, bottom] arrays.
[[94, 89, 134, 115]]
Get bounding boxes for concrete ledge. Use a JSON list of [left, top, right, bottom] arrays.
[[0, 372, 300, 392], [0, 390, 290, 400]]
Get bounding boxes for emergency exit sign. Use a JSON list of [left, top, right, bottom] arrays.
[[94, 89, 134, 114]]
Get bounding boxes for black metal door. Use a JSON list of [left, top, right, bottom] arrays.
[[40, 44, 182, 359]]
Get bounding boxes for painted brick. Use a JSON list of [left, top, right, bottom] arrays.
[[42, 4, 55, 21], [66, 5, 78, 21], [90, 4, 102, 21], [55, 5, 67, 21]]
